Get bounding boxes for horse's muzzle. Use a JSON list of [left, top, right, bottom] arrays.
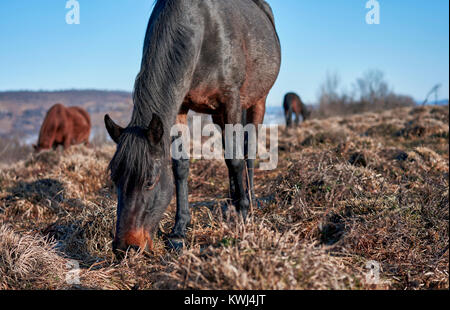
[[112, 227, 153, 257]]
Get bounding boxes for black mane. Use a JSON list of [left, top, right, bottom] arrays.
[[131, 0, 193, 134], [109, 127, 163, 194], [110, 1, 195, 189]]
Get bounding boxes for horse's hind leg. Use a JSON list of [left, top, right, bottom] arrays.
[[247, 101, 266, 206], [223, 94, 250, 219], [295, 112, 300, 127], [243, 109, 254, 201], [212, 114, 236, 201], [242, 108, 255, 208], [226, 158, 249, 219]]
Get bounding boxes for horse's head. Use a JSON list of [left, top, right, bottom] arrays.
[[105, 114, 173, 256], [33, 143, 49, 153], [33, 144, 41, 153], [302, 105, 311, 121]]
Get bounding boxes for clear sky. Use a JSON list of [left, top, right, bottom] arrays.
[[0, 0, 448, 106]]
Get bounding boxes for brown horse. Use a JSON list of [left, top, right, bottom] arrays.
[[283, 92, 310, 128], [34, 104, 91, 152], [105, 0, 281, 254]]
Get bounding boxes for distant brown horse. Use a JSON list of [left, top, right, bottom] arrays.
[[34, 104, 91, 152], [283, 92, 310, 128], [105, 0, 281, 254]]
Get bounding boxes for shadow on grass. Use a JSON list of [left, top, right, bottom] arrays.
[[6, 178, 65, 207]]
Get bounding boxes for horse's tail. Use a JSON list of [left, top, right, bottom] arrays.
[[251, 0, 277, 33]]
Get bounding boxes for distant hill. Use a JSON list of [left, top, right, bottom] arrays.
[[421, 99, 449, 106], [0, 90, 133, 138], [1, 89, 448, 141]]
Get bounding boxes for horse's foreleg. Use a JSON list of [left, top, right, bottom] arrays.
[[171, 157, 191, 238], [169, 111, 191, 246], [63, 135, 72, 150]]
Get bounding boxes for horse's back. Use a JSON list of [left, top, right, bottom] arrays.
[[68, 106, 91, 127], [67, 106, 91, 142], [186, 0, 281, 111]]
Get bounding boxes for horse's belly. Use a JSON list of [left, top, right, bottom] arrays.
[[184, 87, 222, 114]]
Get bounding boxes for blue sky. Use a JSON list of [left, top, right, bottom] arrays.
[[0, 0, 448, 106]]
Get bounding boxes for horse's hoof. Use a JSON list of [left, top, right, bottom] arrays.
[[239, 208, 249, 221], [166, 238, 185, 252], [252, 198, 263, 210]]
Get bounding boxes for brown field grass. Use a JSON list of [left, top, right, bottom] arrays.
[[0, 105, 448, 290]]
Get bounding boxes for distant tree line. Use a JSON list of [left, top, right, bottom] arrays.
[[314, 70, 416, 118]]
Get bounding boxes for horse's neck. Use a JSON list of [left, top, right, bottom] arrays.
[[129, 79, 191, 157], [129, 0, 197, 147]]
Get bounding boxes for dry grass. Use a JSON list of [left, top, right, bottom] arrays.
[[0, 136, 32, 165], [158, 219, 364, 290], [0, 105, 448, 290], [0, 225, 66, 289]]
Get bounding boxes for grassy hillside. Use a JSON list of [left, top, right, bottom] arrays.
[[0, 105, 448, 290]]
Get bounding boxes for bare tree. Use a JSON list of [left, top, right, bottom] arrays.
[[317, 71, 341, 106], [313, 69, 414, 118], [355, 69, 390, 104], [316, 71, 354, 118]]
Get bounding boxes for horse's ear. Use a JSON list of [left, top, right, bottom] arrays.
[[147, 114, 164, 145], [105, 114, 124, 144]]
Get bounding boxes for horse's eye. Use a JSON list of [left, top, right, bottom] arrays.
[[145, 174, 161, 190], [145, 181, 154, 189]]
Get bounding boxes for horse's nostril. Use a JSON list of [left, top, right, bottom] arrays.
[[122, 228, 153, 252], [113, 227, 153, 259]]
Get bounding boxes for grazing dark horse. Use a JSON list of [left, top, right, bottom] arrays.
[[34, 104, 91, 152], [283, 92, 310, 128], [104, 0, 281, 253]]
